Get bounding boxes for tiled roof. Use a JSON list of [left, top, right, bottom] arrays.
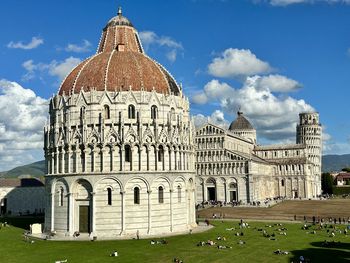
[[58, 11, 180, 96], [229, 111, 254, 131], [255, 144, 306, 151]]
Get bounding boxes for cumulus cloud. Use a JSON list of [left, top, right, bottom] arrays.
[[0, 79, 48, 171], [208, 48, 272, 79], [22, 57, 81, 81], [48, 57, 81, 80], [7, 36, 44, 50], [65, 39, 92, 53], [193, 78, 314, 141], [253, 74, 302, 92], [267, 0, 350, 6], [193, 110, 230, 129], [139, 31, 183, 62]]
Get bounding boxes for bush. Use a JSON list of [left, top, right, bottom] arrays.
[[332, 186, 350, 195]]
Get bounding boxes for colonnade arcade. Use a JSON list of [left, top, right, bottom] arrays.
[[198, 177, 239, 203], [49, 175, 196, 236], [47, 143, 193, 175]]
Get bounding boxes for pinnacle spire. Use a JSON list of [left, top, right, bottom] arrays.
[[118, 6, 122, 17]]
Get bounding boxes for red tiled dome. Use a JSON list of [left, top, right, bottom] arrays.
[[58, 9, 180, 96]]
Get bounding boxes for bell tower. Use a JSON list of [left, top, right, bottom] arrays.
[[296, 112, 322, 196]]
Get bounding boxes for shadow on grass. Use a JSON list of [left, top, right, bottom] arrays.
[[290, 241, 350, 263], [0, 216, 44, 230]]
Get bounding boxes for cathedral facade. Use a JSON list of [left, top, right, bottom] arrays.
[[195, 111, 322, 204], [43, 9, 196, 238]]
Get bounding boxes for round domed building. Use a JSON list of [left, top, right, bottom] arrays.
[[43, 8, 196, 238]]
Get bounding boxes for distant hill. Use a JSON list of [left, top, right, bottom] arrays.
[[0, 160, 46, 178], [0, 154, 348, 178], [322, 154, 350, 173]]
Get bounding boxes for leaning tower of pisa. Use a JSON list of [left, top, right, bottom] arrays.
[[296, 112, 322, 196]]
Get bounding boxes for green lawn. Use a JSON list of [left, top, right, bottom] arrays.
[[0, 218, 349, 263]]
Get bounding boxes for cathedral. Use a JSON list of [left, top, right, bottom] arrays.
[[195, 111, 322, 204], [43, 8, 197, 238], [43, 8, 322, 239]]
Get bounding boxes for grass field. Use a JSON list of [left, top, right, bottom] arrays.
[[0, 217, 349, 263], [198, 199, 350, 221]]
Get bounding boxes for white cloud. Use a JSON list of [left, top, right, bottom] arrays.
[[0, 79, 48, 171], [22, 57, 81, 81], [193, 110, 229, 129], [139, 31, 183, 62], [268, 0, 350, 6], [193, 78, 314, 141], [48, 57, 81, 80], [7, 36, 44, 50], [252, 74, 302, 92], [208, 48, 272, 79], [65, 39, 92, 53]]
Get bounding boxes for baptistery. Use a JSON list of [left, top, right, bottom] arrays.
[[43, 8, 196, 238]]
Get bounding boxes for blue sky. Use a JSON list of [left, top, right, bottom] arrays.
[[0, 0, 349, 171]]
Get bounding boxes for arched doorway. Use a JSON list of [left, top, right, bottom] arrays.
[[72, 180, 93, 233], [229, 181, 238, 202], [206, 178, 216, 201]]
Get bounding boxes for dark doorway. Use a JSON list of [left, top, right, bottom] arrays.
[[79, 206, 90, 233], [207, 187, 216, 201], [0, 198, 7, 215], [293, 191, 298, 199], [230, 191, 237, 202]]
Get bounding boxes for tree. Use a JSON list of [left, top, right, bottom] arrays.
[[341, 167, 350, 172], [321, 173, 334, 194]]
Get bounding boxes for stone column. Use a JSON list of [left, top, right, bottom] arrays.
[[120, 191, 125, 235], [83, 149, 88, 173], [90, 192, 96, 236], [75, 149, 79, 173], [147, 190, 152, 234], [186, 189, 189, 227], [54, 150, 59, 174], [169, 189, 173, 232], [68, 192, 74, 235], [203, 181, 207, 202], [101, 148, 105, 172], [138, 147, 142, 171], [155, 148, 158, 171], [92, 148, 96, 172], [67, 149, 72, 174], [61, 148, 65, 173], [304, 179, 308, 198], [110, 148, 114, 172], [120, 148, 125, 171], [50, 192, 55, 232]]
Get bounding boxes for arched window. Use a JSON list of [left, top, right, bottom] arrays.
[[125, 145, 131, 162], [107, 188, 112, 205], [104, 105, 110, 119], [177, 185, 181, 203], [80, 106, 85, 120], [171, 107, 175, 121], [151, 105, 158, 120], [158, 186, 164, 203], [134, 187, 140, 204], [128, 105, 135, 119], [158, 145, 164, 162], [281, 179, 285, 187], [59, 187, 64, 207]]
